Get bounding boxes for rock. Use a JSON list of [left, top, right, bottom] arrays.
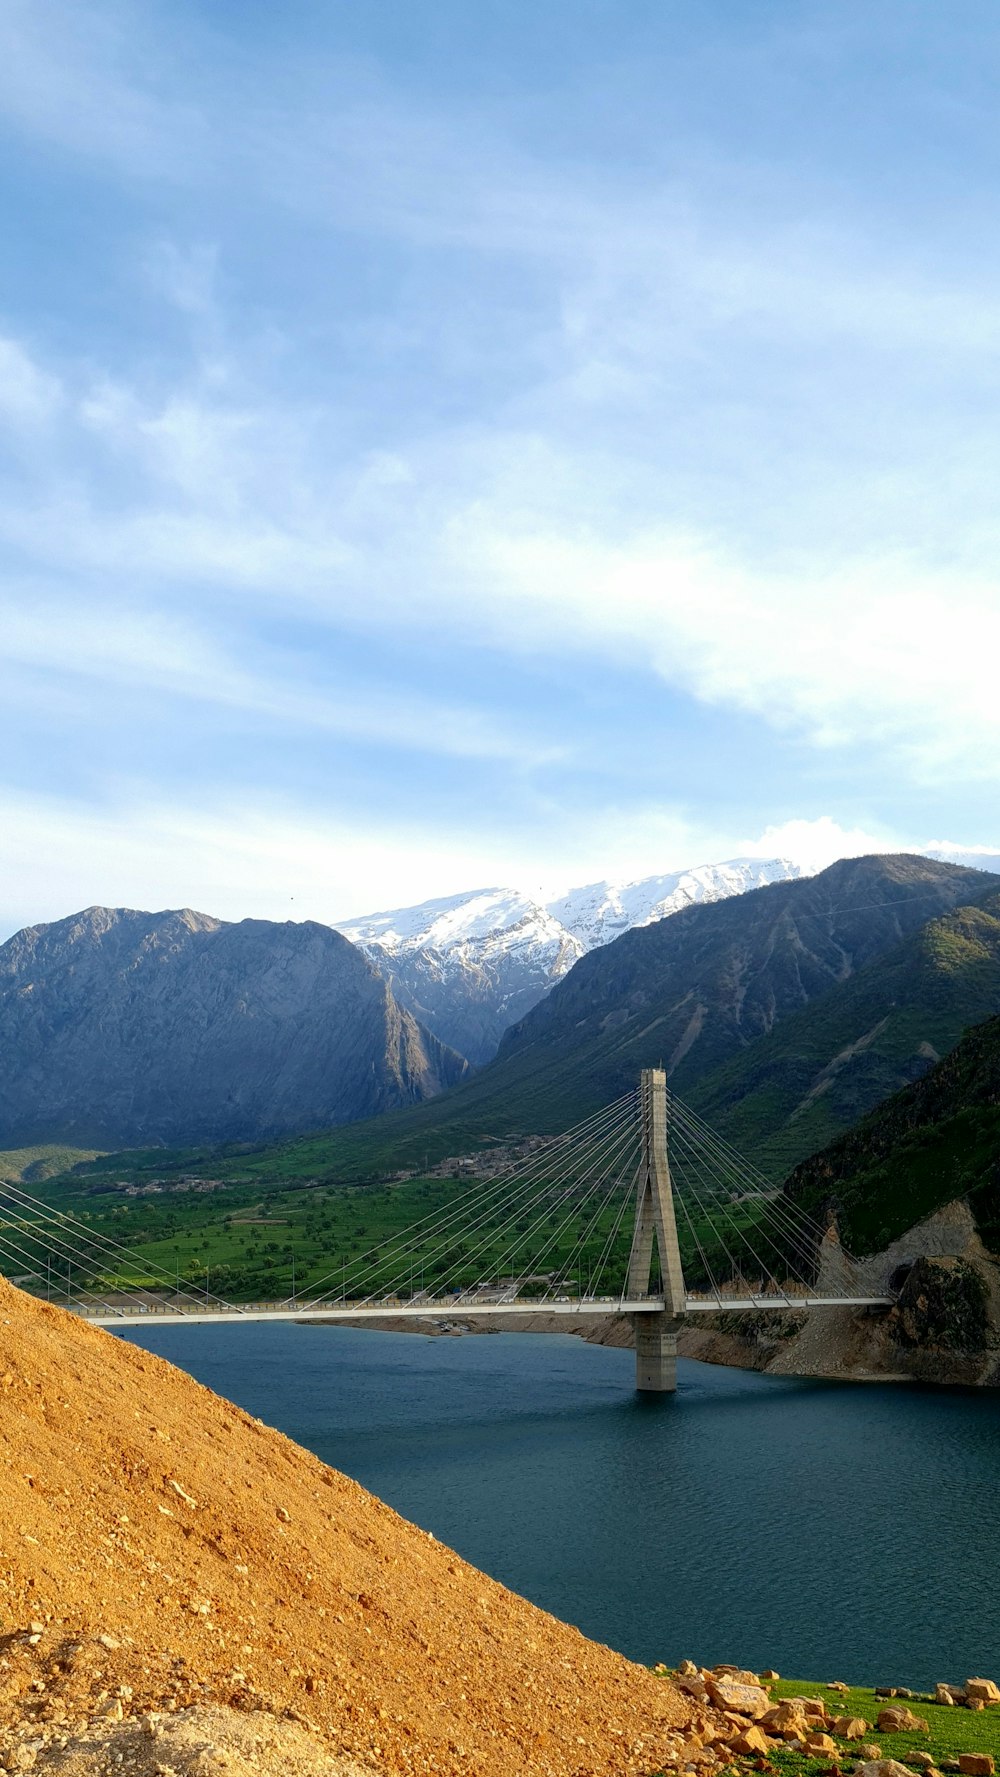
[[707, 1679, 771, 1720], [877, 1708, 929, 1733], [761, 1670, 780, 1682], [832, 1718, 869, 1739], [275, 1507, 291, 1523], [828, 1682, 851, 1694], [728, 1725, 772, 1756], [712, 1667, 762, 1688], [935, 1685, 956, 1706], [966, 1700, 985, 1713], [807, 1733, 838, 1755], [858, 1746, 882, 1761], [678, 1659, 700, 1677], [853, 1763, 913, 1777], [957, 1758, 995, 1777], [909, 1756, 938, 1770], [763, 1703, 808, 1727], [678, 1675, 710, 1703], [965, 1679, 1000, 1705]]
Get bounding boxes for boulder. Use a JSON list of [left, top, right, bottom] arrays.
[[965, 1679, 1000, 1706], [909, 1756, 938, 1771], [966, 1700, 986, 1713], [728, 1725, 772, 1756], [764, 1702, 810, 1727], [761, 1670, 780, 1682], [832, 1717, 869, 1739], [957, 1758, 995, 1777], [712, 1666, 762, 1688], [853, 1763, 916, 1777], [677, 1659, 700, 1677], [707, 1679, 771, 1720], [935, 1685, 956, 1706], [828, 1682, 851, 1694], [678, 1675, 710, 1704], [858, 1745, 882, 1761], [876, 1708, 929, 1733], [805, 1732, 838, 1755]]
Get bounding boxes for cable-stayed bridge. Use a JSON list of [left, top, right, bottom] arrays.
[[0, 1070, 894, 1390]]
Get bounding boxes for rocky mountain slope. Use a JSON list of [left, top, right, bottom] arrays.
[[195, 853, 997, 1183], [0, 907, 467, 1149], [690, 889, 1000, 1176], [0, 1274, 695, 1776], [339, 857, 803, 1063], [338, 888, 583, 1066], [683, 1014, 1000, 1387], [784, 1008, 1000, 1257]]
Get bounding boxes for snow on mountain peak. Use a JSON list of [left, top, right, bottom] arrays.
[[339, 887, 573, 957], [547, 857, 805, 950]]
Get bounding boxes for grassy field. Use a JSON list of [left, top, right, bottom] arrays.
[[769, 1677, 997, 1766], [9, 1159, 797, 1305]]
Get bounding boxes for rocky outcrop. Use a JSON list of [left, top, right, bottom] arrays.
[[678, 1198, 1000, 1386], [0, 906, 468, 1149]]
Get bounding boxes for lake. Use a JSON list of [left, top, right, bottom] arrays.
[[116, 1321, 1000, 1688]]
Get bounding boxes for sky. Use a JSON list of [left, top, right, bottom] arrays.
[[2, 0, 999, 936]]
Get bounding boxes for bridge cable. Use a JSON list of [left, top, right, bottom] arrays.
[[303, 1091, 639, 1307], [343, 1094, 640, 1307]]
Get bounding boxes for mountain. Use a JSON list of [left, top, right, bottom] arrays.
[[206, 852, 997, 1183], [0, 906, 467, 1149], [548, 856, 805, 949], [784, 1009, 1000, 1256], [339, 857, 804, 1064], [338, 888, 583, 1066], [690, 889, 1000, 1176]]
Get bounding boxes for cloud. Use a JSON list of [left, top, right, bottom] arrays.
[[0, 336, 62, 430], [0, 594, 555, 766], [444, 514, 1000, 784]]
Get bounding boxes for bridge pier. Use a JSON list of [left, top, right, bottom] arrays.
[[632, 1313, 679, 1392]]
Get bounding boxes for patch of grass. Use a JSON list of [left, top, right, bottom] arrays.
[[768, 1677, 1000, 1764]]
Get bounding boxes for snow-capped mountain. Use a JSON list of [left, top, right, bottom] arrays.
[[339, 859, 803, 1065], [549, 857, 805, 950], [339, 889, 583, 1068]]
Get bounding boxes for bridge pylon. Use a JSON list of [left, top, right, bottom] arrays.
[[629, 1068, 685, 1393]]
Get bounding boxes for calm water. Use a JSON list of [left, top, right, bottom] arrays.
[[116, 1323, 1000, 1687]]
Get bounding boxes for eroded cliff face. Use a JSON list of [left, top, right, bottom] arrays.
[[677, 1200, 1000, 1387], [0, 907, 468, 1148]]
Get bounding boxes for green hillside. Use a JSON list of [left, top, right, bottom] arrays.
[[692, 891, 1000, 1175], [784, 1012, 1000, 1254], [0, 1143, 103, 1182]]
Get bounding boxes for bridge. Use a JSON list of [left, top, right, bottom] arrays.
[[0, 1071, 894, 1391]]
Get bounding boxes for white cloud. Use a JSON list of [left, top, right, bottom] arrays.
[[0, 786, 983, 945], [0, 336, 62, 430], [0, 789, 585, 940], [444, 515, 1000, 784], [0, 595, 554, 766]]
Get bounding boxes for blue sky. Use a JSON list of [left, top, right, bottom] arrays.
[[1, 0, 998, 935]]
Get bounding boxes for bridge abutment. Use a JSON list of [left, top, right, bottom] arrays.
[[632, 1313, 679, 1392]]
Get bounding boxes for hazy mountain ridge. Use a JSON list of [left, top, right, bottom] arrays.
[[339, 857, 804, 1063], [0, 905, 468, 1149]]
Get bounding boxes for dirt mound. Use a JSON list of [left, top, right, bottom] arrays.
[[0, 1280, 692, 1775], [13, 1704, 370, 1776]]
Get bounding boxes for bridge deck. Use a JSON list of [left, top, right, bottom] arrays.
[[74, 1293, 894, 1328]]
